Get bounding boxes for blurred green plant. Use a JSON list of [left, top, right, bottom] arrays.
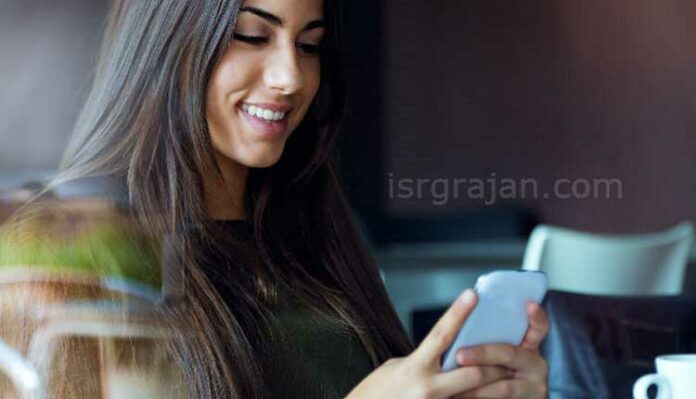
[[0, 209, 161, 288]]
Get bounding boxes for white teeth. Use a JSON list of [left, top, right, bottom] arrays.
[[241, 103, 286, 122]]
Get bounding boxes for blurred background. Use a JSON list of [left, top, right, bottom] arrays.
[[2, 0, 696, 331], [343, 0, 696, 328]]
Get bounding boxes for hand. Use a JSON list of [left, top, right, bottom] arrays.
[[456, 302, 550, 398], [346, 290, 510, 399]]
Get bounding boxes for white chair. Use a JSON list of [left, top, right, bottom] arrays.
[[0, 269, 171, 399], [522, 222, 694, 295], [28, 301, 178, 399], [0, 338, 40, 399], [0, 301, 180, 399]]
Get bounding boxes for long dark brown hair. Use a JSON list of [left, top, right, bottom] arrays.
[[48, 0, 413, 397]]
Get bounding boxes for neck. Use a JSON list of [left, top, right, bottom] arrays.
[[204, 152, 248, 221]]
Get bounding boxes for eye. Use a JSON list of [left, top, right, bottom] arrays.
[[233, 33, 268, 45], [296, 41, 322, 56]]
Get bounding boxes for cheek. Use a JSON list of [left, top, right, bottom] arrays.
[[206, 67, 232, 124], [298, 63, 321, 116], [207, 50, 260, 107], [205, 55, 254, 132], [208, 63, 239, 108], [307, 62, 321, 98], [205, 59, 245, 158]]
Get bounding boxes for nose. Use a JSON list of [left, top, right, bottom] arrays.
[[264, 43, 303, 95]]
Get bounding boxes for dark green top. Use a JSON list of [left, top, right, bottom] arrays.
[[199, 220, 374, 398]]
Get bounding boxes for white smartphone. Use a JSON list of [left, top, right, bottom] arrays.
[[440, 270, 548, 372]]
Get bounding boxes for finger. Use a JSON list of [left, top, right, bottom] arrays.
[[460, 379, 546, 399], [455, 344, 544, 375], [433, 366, 508, 398], [520, 302, 550, 350], [414, 289, 477, 364]]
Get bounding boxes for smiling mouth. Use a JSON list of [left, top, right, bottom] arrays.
[[238, 103, 292, 139], [240, 103, 289, 122]]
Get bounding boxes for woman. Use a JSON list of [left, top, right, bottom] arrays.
[[16, 0, 549, 397]]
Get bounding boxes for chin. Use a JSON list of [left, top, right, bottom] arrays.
[[243, 151, 285, 168]]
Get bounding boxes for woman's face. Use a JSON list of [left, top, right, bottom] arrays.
[[206, 0, 325, 169]]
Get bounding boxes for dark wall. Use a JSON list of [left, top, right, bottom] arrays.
[[339, 0, 386, 221], [380, 0, 696, 233]]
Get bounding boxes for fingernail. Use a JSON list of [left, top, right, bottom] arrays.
[[457, 349, 475, 364], [459, 289, 474, 305]]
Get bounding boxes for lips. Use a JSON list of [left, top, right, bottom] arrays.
[[239, 103, 291, 139]]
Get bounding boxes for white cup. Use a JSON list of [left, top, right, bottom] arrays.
[[633, 354, 696, 399]]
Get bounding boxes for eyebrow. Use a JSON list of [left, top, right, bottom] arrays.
[[240, 6, 325, 31]]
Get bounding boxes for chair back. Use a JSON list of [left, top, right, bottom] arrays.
[[522, 222, 694, 295], [0, 268, 163, 399]]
